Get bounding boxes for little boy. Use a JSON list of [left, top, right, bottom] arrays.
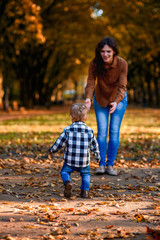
[[49, 103, 100, 198]]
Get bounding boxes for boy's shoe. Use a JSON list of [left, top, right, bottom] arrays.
[[105, 166, 118, 176], [96, 165, 105, 174], [80, 190, 89, 198], [64, 181, 72, 198]]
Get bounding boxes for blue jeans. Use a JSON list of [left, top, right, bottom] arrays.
[[93, 92, 127, 167], [61, 162, 91, 191]]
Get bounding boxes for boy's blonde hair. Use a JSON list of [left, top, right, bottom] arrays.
[[70, 103, 88, 121]]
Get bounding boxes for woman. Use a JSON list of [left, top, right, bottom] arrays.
[[85, 37, 127, 175]]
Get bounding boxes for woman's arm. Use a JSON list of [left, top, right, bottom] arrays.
[[109, 60, 127, 114], [114, 60, 128, 104], [85, 61, 96, 109]]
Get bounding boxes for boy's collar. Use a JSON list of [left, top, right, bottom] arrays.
[[72, 121, 86, 124]]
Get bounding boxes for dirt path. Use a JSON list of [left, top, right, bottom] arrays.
[[0, 155, 160, 240], [0, 105, 70, 121]]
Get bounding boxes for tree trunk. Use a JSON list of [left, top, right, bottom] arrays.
[[133, 88, 137, 103], [0, 66, 4, 109], [3, 86, 9, 111], [73, 81, 78, 100], [20, 79, 29, 108], [153, 77, 159, 107], [140, 77, 146, 107], [146, 72, 153, 105]]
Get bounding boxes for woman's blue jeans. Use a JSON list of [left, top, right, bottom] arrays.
[[61, 162, 91, 191], [93, 92, 127, 167]]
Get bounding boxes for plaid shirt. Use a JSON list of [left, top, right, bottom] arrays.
[[49, 121, 100, 167]]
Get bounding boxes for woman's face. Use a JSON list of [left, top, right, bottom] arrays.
[[100, 44, 114, 64]]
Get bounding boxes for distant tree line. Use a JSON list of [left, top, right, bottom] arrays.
[[0, 0, 159, 109]]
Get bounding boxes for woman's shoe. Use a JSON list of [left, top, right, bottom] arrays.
[[105, 166, 118, 176], [64, 181, 72, 198], [96, 165, 105, 174]]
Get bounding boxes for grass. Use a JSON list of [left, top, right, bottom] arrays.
[[0, 106, 159, 160]]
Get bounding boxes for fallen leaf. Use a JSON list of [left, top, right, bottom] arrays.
[[146, 226, 160, 240], [103, 232, 116, 239], [43, 234, 55, 240], [134, 213, 146, 222], [9, 218, 15, 222], [50, 228, 70, 236], [4, 235, 15, 240], [24, 225, 37, 229], [106, 225, 114, 229]]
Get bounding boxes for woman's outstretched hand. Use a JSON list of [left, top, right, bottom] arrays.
[[85, 98, 91, 110], [109, 102, 117, 114]]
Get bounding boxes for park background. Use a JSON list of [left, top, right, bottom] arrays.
[[0, 0, 160, 110], [0, 1, 160, 240]]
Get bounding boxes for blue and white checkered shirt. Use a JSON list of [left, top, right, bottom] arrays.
[[49, 121, 100, 167]]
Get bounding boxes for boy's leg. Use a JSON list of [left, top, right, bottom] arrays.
[[61, 162, 74, 198], [61, 162, 73, 183], [80, 165, 90, 197]]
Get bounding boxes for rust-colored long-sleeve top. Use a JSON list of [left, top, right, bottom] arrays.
[[85, 56, 128, 107]]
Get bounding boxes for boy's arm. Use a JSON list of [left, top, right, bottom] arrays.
[[49, 130, 68, 154], [90, 132, 100, 162]]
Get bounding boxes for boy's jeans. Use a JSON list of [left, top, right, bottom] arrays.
[[93, 91, 127, 167], [61, 162, 90, 191]]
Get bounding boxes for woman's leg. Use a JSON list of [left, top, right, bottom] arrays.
[[107, 93, 127, 166], [94, 95, 109, 167]]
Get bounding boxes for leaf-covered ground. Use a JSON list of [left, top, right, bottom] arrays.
[[0, 106, 160, 240]]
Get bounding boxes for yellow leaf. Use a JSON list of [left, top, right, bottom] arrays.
[[51, 228, 70, 236], [4, 235, 15, 240], [24, 170, 32, 174], [116, 190, 126, 192], [9, 218, 15, 222], [134, 213, 145, 222], [70, 196, 76, 200], [106, 225, 114, 229], [38, 221, 47, 225], [50, 198, 56, 202], [24, 225, 37, 229]]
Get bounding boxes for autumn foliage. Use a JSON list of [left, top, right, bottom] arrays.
[[0, 0, 159, 108]]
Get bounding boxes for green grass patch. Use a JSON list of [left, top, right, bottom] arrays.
[[0, 107, 159, 160]]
